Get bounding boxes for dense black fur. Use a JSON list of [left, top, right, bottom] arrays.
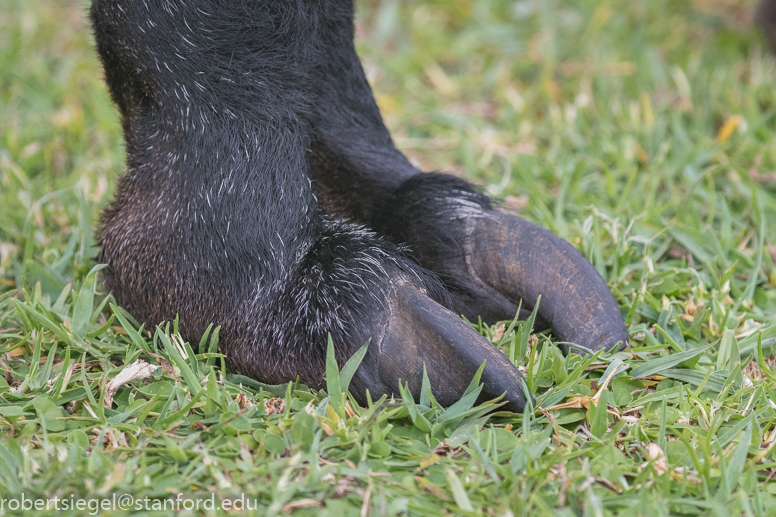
[[303, 4, 542, 326], [91, 0, 452, 390], [91, 0, 628, 407]]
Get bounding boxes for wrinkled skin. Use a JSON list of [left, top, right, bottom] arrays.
[[91, 0, 628, 413]]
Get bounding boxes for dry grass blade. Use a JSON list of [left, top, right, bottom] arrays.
[[103, 359, 159, 407]]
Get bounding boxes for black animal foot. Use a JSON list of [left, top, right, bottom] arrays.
[[305, 1, 628, 361], [90, 0, 625, 415], [372, 174, 628, 356], [353, 282, 529, 413]]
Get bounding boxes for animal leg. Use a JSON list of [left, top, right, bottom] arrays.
[[90, 0, 530, 411], [307, 1, 628, 353]]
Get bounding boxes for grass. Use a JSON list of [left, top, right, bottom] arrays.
[[2, 0, 776, 514]]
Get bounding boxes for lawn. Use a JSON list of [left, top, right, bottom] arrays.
[[2, 0, 776, 515]]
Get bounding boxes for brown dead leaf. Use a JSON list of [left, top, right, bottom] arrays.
[[236, 392, 250, 411], [594, 477, 622, 493], [333, 476, 360, 498], [432, 442, 460, 458], [6, 346, 24, 359], [263, 397, 286, 416], [282, 499, 321, 512]]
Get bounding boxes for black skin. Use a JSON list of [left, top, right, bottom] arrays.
[[90, 0, 628, 413]]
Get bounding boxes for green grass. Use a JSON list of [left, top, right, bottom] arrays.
[[2, 0, 776, 514]]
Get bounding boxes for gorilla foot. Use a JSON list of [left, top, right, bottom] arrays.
[[352, 282, 529, 413], [372, 174, 628, 355], [90, 0, 620, 416]]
